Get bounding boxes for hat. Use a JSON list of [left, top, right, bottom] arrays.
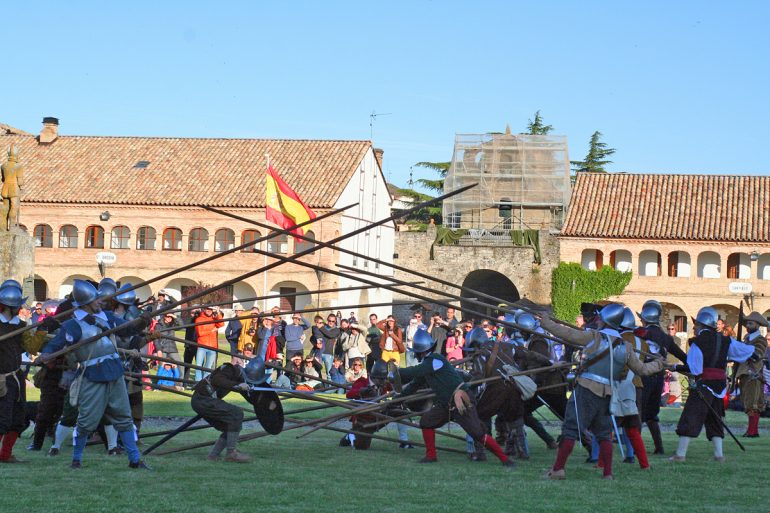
[[157, 289, 168, 296], [233, 304, 244, 311], [743, 311, 769, 328], [347, 347, 364, 360], [349, 323, 362, 331]]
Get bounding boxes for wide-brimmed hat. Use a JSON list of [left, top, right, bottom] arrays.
[[743, 311, 769, 328]]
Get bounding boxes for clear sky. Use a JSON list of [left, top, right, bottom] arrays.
[[3, 1, 768, 190]]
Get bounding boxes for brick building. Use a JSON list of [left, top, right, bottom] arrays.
[[3, 118, 395, 315], [560, 173, 770, 330]]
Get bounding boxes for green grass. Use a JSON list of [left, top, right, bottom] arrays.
[[6, 385, 770, 513]]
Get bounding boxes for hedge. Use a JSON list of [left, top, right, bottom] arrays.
[[551, 262, 632, 321]]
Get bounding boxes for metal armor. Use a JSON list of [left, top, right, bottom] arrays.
[[72, 317, 119, 365], [581, 331, 627, 385]]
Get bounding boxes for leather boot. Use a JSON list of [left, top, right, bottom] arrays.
[[648, 420, 664, 454]]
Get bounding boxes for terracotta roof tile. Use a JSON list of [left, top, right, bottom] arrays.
[[1, 133, 371, 208], [561, 173, 770, 242]]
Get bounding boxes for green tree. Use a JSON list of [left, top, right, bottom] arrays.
[[414, 161, 450, 192], [526, 110, 553, 135], [570, 131, 616, 173]]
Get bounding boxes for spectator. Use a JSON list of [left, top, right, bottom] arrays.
[[313, 314, 340, 379], [182, 305, 201, 385], [336, 319, 351, 363], [377, 315, 405, 365], [257, 316, 277, 362], [445, 307, 459, 330], [225, 305, 245, 356], [155, 312, 182, 366], [365, 314, 382, 372], [330, 357, 347, 390], [345, 357, 367, 383], [342, 323, 370, 368], [194, 306, 224, 381], [445, 328, 465, 361], [299, 354, 324, 390], [238, 307, 261, 353], [270, 307, 287, 340], [348, 311, 358, 324], [156, 363, 180, 388], [31, 302, 44, 324], [404, 311, 427, 367], [285, 314, 310, 357], [275, 352, 305, 389], [428, 313, 450, 356]]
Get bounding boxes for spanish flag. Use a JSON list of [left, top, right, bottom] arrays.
[[265, 164, 317, 237]]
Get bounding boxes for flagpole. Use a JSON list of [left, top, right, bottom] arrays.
[[264, 152, 270, 311]]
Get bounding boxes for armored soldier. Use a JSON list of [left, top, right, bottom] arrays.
[[734, 312, 767, 437], [40, 280, 151, 469], [633, 299, 688, 454], [669, 307, 757, 462], [541, 304, 666, 480], [392, 329, 515, 467], [0, 282, 48, 463]]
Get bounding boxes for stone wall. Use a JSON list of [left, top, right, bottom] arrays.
[[391, 225, 560, 324], [0, 227, 35, 297]]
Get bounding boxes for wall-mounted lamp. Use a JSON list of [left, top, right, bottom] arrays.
[[100, 211, 111, 222], [750, 251, 760, 262]]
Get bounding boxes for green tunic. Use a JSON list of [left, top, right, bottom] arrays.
[[399, 353, 468, 406]]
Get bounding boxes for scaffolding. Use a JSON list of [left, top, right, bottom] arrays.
[[443, 132, 571, 233]]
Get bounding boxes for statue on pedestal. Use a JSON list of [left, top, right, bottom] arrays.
[[1, 144, 24, 231]]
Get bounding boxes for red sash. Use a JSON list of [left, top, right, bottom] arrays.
[[701, 367, 726, 380]]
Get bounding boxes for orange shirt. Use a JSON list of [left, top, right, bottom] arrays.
[[195, 312, 224, 349]]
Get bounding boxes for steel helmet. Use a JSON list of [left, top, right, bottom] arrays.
[[516, 313, 538, 333], [370, 359, 388, 380], [243, 357, 269, 385], [620, 307, 637, 331], [71, 279, 99, 307], [513, 309, 525, 322], [693, 306, 718, 329], [0, 279, 22, 291], [637, 299, 662, 326], [412, 328, 436, 354], [0, 285, 27, 308], [599, 303, 625, 330], [467, 326, 490, 347], [115, 283, 137, 306], [97, 278, 118, 299], [503, 312, 517, 336]]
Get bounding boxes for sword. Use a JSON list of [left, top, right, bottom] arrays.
[[688, 379, 746, 452], [611, 416, 625, 460]]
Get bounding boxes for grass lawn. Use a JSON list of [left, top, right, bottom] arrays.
[[5, 383, 770, 513]]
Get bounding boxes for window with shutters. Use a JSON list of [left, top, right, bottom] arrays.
[[85, 225, 105, 249]]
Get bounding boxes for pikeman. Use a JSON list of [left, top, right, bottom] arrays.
[[668, 307, 757, 462], [0, 281, 49, 463], [540, 304, 666, 480], [735, 312, 768, 438], [340, 359, 412, 449], [191, 358, 268, 463], [39, 280, 152, 470], [391, 329, 516, 467], [633, 299, 688, 455]]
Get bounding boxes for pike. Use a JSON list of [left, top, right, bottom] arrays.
[[38, 184, 474, 363], [1, 203, 353, 343]]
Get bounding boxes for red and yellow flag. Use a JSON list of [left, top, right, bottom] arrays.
[[265, 164, 316, 237]]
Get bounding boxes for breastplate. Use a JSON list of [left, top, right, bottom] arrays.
[[72, 318, 118, 363]]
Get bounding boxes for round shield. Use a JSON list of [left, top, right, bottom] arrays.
[[250, 388, 284, 435]]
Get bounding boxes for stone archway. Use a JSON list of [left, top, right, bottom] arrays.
[[461, 269, 519, 320], [711, 304, 740, 333], [115, 275, 153, 302], [659, 301, 689, 337], [59, 274, 97, 299], [268, 280, 312, 312]]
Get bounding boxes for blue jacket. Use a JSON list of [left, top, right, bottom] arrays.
[[156, 365, 180, 387]]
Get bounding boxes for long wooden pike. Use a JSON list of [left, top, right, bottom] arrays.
[[37, 183, 475, 362], [1, 204, 354, 343]]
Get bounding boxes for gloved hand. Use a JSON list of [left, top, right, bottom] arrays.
[[235, 382, 251, 392]]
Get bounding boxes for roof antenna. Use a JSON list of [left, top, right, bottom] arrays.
[[408, 166, 414, 188], [369, 110, 392, 140]]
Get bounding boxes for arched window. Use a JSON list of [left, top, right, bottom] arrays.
[[638, 250, 662, 277], [267, 232, 288, 254], [58, 225, 78, 248], [241, 229, 262, 253], [727, 252, 751, 279], [580, 249, 603, 271], [110, 225, 130, 249], [667, 251, 691, 278], [758, 254, 770, 280], [609, 250, 632, 273], [215, 228, 235, 252], [33, 224, 53, 248], [137, 226, 156, 250], [189, 228, 209, 252], [163, 227, 182, 251], [85, 225, 105, 249], [294, 231, 316, 254], [697, 251, 721, 278]]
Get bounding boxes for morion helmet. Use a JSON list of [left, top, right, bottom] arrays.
[[71, 279, 99, 307], [620, 307, 637, 331], [0, 285, 27, 308], [637, 299, 662, 326], [412, 328, 436, 354], [243, 357, 269, 385], [115, 283, 137, 306], [599, 303, 625, 330], [693, 307, 718, 330]]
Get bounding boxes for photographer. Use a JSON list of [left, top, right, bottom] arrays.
[[377, 315, 405, 365]]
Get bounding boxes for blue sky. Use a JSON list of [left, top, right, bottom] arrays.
[[3, 1, 768, 190]]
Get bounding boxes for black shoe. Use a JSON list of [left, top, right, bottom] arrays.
[[502, 458, 517, 468], [128, 460, 153, 471], [339, 436, 352, 447], [107, 448, 124, 456], [48, 448, 60, 457], [70, 460, 81, 469], [26, 444, 42, 452], [399, 442, 415, 449], [418, 457, 437, 463], [653, 449, 665, 455], [623, 457, 635, 464], [585, 457, 598, 464]]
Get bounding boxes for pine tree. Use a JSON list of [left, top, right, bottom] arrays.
[[526, 110, 553, 135], [570, 131, 615, 173], [414, 161, 450, 192]]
